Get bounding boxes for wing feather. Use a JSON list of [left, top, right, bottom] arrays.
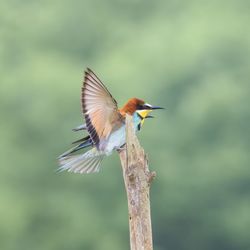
[[82, 68, 122, 146]]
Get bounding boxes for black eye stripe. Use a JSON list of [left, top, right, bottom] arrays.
[[137, 105, 144, 110], [137, 104, 151, 110]]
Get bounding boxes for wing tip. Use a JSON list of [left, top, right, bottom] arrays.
[[86, 67, 92, 73]]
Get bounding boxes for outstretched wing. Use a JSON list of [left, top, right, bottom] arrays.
[[82, 68, 122, 146]]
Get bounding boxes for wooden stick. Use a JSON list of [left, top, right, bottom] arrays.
[[119, 114, 156, 250]]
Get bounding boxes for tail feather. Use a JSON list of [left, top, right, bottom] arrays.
[[72, 135, 91, 144], [59, 138, 92, 158], [58, 148, 105, 174]]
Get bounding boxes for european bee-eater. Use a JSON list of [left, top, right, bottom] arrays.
[[58, 68, 163, 174]]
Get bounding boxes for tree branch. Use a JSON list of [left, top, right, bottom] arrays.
[[119, 114, 156, 250]]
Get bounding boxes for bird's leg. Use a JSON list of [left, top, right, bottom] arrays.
[[117, 143, 126, 153]]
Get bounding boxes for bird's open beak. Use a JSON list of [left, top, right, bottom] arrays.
[[136, 104, 164, 119], [142, 103, 164, 110], [151, 106, 164, 110]]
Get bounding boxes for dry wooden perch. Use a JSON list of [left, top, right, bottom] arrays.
[[119, 114, 156, 250]]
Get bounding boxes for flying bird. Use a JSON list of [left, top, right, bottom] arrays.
[[58, 68, 163, 174]]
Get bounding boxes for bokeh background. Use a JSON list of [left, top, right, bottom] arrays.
[[1, 1, 250, 250]]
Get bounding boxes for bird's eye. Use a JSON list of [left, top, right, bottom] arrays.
[[137, 104, 144, 110]]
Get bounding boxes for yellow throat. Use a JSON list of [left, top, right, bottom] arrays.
[[136, 109, 152, 126]]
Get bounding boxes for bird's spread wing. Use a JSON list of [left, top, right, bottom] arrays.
[[82, 68, 122, 146]]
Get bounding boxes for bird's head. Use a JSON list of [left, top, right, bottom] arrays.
[[120, 98, 163, 127]]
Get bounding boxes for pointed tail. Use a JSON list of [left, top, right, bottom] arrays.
[[59, 136, 92, 158], [57, 148, 105, 174]]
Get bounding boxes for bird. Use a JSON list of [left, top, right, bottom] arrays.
[[58, 68, 163, 174]]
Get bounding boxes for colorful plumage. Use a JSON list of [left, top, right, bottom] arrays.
[[58, 68, 163, 174]]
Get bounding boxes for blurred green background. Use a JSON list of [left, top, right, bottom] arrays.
[[1, 0, 250, 249]]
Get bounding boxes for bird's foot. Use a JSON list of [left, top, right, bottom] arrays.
[[117, 144, 126, 153]]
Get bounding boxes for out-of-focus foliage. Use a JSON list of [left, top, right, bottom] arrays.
[[1, 1, 250, 249]]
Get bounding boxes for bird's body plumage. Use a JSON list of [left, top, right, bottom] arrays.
[[58, 68, 163, 174]]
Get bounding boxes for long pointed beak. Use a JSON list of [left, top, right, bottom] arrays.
[[151, 106, 164, 110]]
